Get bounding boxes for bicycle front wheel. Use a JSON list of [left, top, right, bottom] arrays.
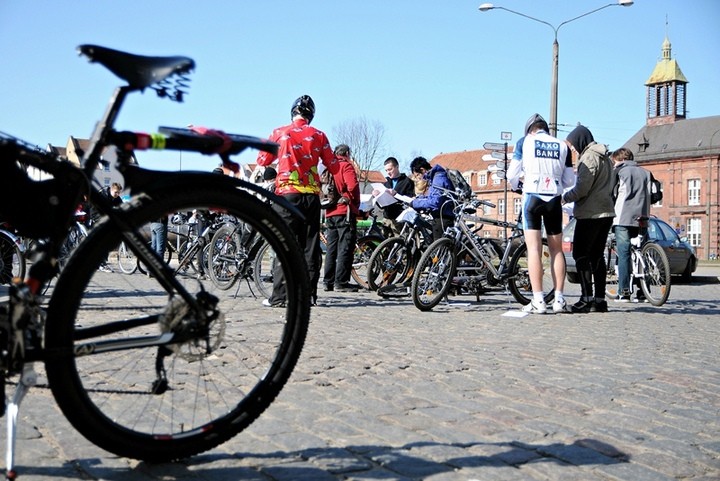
[[44, 184, 310, 463], [506, 239, 554, 305], [207, 223, 242, 290], [411, 237, 457, 311], [639, 242, 671, 306]]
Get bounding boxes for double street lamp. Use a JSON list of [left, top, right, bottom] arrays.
[[479, 1, 634, 136]]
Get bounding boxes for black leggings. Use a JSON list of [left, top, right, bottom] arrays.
[[572, 217, 614, 298]]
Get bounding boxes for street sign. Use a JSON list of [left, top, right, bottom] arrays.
[[481, 154, 496, 162], [495, 160, 507, 170], [483, 142, 506, 151], [491, 151, 506, 160], [501, 131, 512, 141], [492, 171, 506, 180], [487, 164, 500, 172]]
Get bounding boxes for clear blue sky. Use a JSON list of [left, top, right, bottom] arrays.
[[1, 1, 718, 173]]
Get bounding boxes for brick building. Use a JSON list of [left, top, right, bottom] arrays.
[[430, 35, 720, 259]]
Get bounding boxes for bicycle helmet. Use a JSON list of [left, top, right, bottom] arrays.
[[524, 113, 548, 135], [291, 95, 315, 122]]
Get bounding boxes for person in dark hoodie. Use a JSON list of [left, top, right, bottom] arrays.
[[561, 125, 615, 313], [409, 156, 455, 241]]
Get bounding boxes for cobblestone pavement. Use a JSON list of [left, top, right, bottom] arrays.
[[1, 266, 718, 480]]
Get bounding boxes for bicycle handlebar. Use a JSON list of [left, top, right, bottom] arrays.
[[109, 127, 278, 157]]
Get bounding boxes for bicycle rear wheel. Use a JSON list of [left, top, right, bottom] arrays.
[[604, 245, 619, 298], [0, 232, 24, 284], [411, 237, 457, 311], [116, 240, 138, 274], [44, 185, 310, 462], [506, 239, 555, 305], [351, 235, 383, 289], [253, 239, 273, 298], [366, 236, 410, 292], [639, 242, 671, 306], [207, 223, 242, 290]]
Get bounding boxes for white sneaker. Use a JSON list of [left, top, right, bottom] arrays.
[[522, 300, 547, 314], [552, 298, 567, 313]]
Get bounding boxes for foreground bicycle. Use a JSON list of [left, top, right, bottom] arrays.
[[604, 216, 671, 306], [0, 45, 309, 479]]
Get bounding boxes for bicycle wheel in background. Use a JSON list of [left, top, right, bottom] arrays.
[[639, 242, 671, 306], [604, 245, 619, 298], [366, 236, 410, 292], [506, 239, 555, 305], [351, 235, 383, 290], [137, 243, 172, 275], [411, 237, 457, 311], [0, 232, 25, 284], [253, 239, 274, 299], [44, 185, 310, 463], [207, 223, 241, 290], [116, 240, 138, 274]]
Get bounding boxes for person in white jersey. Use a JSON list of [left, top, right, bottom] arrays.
[[508, 113, 575, 314]]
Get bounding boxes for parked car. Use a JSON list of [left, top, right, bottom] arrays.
[[562, 216, 697, 283]]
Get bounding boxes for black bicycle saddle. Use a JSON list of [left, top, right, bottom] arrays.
[[77, 44, 195, 91]]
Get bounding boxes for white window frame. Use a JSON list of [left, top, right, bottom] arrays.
[[687, 217, 702, 247], [478, 172, 487, 186], [688, 179, 701, 206]]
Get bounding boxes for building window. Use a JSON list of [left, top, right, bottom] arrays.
[[514, 198, 522, 214], [478, 172, 487, 186], [687, 218, 702, 247], [688, 179, 700, 206], [498, 199, 505, 215], [104, 177, 111, 187], [492, 175, 501, 185]]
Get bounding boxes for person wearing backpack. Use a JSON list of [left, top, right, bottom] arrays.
[[322, 144, 361, 292], [409, 156, 455, 241], [256, 95, 339, 307], [610, 147, 654, 303]]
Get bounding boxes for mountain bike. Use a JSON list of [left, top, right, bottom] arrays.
[[604, 216, 671, 306], [0, 44, 309, 479], [366, 206, 435, 297], [411, 199, 554, 311]]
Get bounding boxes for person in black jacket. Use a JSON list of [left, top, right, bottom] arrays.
[[374, 157, 415, 232]]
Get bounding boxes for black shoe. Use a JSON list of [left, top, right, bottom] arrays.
[[591, 300, 609, 312], [335, 283, 358, 292], [323, 284, 334, 292], [634, 294, 647, 303], [570, 299, 594, 313]]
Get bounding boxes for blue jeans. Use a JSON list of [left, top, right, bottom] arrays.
[[151, 220, 168, 256], [614, 225, 639, 294]]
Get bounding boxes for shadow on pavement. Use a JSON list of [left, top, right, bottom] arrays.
[[40, 438, 629, 480]]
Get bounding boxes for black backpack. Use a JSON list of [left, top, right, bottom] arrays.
[[650, 176, 663, 204], [319, 169, 341, 209]]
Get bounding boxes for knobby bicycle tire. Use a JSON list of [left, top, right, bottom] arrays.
[[44, 185, 310, 463], [639, 242, 671, 306], [411, 237, 457, 311], [506, 239, 555, 305]]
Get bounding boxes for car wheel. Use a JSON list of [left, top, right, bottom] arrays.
[[680, 259, 694, 283]]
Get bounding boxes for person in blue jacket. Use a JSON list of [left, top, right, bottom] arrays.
[[409, 156, 455, 240]]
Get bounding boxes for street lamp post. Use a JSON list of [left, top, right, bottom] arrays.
[[479, 1, 633, 137]]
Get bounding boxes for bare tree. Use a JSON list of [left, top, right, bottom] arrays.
[[332, 117, 386, 189]]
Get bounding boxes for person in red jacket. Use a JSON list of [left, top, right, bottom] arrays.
[[256, 95, 338, 306], [322, 144, 361, 292]]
